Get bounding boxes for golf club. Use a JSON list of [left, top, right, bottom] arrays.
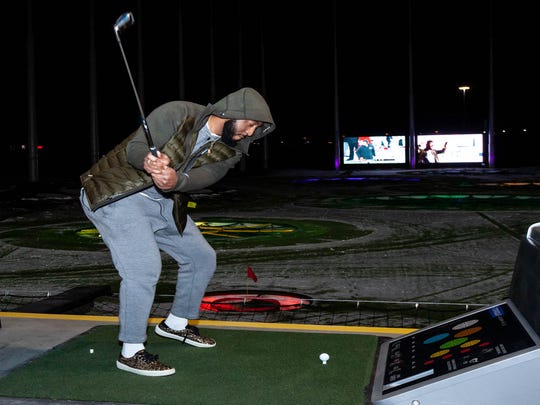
[[114, 12, 158, 156]]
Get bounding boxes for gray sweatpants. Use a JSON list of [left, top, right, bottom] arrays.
[[80, 186, 216, 343]]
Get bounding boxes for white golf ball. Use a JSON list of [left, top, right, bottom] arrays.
[[319, 353, 330, 364], [89, 348, 94, 354]]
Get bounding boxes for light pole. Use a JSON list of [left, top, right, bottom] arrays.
[[458, 85, 470, 130]]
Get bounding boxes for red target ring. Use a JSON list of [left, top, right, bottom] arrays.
[[200, 291, 312, 312], [210, 297, 281, 312]]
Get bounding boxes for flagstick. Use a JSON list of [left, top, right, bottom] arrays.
[[245, 266, 257, 307]]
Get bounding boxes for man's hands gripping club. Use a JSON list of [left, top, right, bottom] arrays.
[[144, 151, 178, 191]]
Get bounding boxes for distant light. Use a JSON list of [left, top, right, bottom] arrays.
[[458, 86, 470, 93], [37, 145, 44, 150], [522, 128, 528, 133]]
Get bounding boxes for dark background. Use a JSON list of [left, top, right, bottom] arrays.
[[3, 0, 537, 184]]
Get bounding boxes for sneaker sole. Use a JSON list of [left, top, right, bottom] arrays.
[[116, 360, 176, 377], [155, 325, 216, 348]]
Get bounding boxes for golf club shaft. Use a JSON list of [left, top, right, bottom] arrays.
[[114, 13, 158, 157]]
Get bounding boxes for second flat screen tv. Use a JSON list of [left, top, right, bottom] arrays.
[[416, 133, 485, 165]]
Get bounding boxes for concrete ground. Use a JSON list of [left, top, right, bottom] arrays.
[[1, 166, 540, 404]]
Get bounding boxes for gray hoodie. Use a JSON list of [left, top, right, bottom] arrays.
[[81, 87, 275, 212]]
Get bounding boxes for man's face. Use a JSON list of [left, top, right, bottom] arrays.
[[221, 119, 263, 147]]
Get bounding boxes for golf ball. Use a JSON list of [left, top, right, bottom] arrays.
[[319, 353, 330, 364]]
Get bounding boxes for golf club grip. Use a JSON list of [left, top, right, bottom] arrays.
[[141, 118, 158, 156]]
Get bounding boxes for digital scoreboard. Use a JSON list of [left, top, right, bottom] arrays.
[[371, 299, 540, 404]]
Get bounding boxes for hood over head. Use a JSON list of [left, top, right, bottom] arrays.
[[209, 87, 276, 154]]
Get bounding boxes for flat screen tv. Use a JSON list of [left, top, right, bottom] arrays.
[[416, 133, 485, 166], [342, 135, 407, 166]]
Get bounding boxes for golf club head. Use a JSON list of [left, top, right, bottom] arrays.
[[114, 12, 135, 33]]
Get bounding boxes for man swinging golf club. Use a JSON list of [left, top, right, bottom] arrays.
[[79, 12, 276, 377]]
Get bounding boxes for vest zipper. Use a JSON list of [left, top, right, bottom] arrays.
[[183, 138, 220, 172]]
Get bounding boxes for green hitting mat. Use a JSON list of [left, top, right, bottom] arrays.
[[0, 325, 378, 405]]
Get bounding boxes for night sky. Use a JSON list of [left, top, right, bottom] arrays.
[[3, 1, 538, 182]]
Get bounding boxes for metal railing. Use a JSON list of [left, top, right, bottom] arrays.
[[1, 290, 487, 330]]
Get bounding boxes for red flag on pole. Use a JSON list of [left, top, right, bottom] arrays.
[[247, 266, 258, 282]]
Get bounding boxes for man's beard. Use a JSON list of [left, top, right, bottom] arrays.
[[220, 120, 238, 147]]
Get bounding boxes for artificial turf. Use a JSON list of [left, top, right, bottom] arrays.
[[0, 325, 378, 405]]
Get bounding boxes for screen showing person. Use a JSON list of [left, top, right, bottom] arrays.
[[342, 135, 406, 165], [416, 133, 484, 164]]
